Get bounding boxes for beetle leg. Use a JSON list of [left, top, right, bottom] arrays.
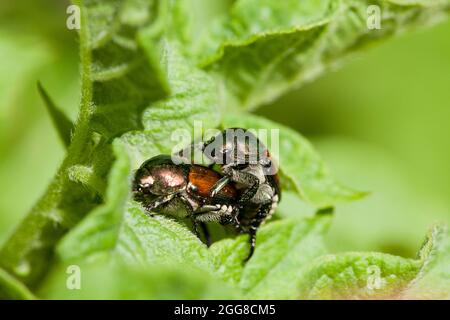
[[218, 167, 260, 205], [233, 207, 241, 229], [144, 194, 175, 215], [209, 175, 231, 197], [174, 196, 202, 238], [190, 212, 203, 239], [231, 170, 259, 205], [219, 206, 240, 229], [244, 202, 272, 262], [193, 211, 217, 222], [239, 179, 259, 205], [192, 220, 201, 238], [256, 202, 273, 224], [244, 227, 257, 262], [194, 203, 236, 224], [200, 222, 211, 246], [194, 205, 218, 213]]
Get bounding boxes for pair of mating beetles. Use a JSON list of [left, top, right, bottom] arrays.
[[132, 128, 281, 260]]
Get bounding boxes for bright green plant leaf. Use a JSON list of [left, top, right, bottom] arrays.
[[2, 0, 448, 300], [56, 140, 132, 262], [222, 113, 366, 208], [39, 253, 237, 300], [166, 0, 234, 52], [296, 224, 450, 299], [211, 213, 332, 299], [193, 0, 335, 62], [401, 225, 450, 299], [196, 0, 450, 110], [37, 82, 74, 148], [207, 23, 328, 111], [121, 40, 221, 168], [297, 252, 420, 299], [115, 202, 212, 269], [210, 238, 249, 286]]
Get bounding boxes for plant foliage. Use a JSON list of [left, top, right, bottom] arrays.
[[0, 0, 449, 299]]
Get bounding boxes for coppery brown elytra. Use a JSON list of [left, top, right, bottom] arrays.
[[133, 155, 239, 244]]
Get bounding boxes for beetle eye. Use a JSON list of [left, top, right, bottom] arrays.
[[137, 183, 151, 193]]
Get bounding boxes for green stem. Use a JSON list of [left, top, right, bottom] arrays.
[[0, 3, 95, 287], [0, 268, 36, 300]]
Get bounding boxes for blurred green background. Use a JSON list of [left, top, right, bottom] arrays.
[[0, 1, 449, 259]]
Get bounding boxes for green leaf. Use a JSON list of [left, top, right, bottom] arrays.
[[402, 225, 450, 299], [56, 140, 131, 261], [210, 238, 249, 286], [39, 254, 237, 299], [166, 0, 235, 52], [121, 40, 221, 167], [37, 82, 74, 148], [196, 0, 450, 110], [297, 252, 420, 299], [222, 113, 366, 208], [210, 213, 332, 299], [0, 267, 36, 300], [4, 0, 448, 299], [295, 224, 450, 300]]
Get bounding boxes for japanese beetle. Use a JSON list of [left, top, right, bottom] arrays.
[[133, 155, 239, 239], [189, 128, 282, 260]]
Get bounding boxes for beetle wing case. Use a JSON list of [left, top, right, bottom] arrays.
[[188, 165, 238, 203]]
